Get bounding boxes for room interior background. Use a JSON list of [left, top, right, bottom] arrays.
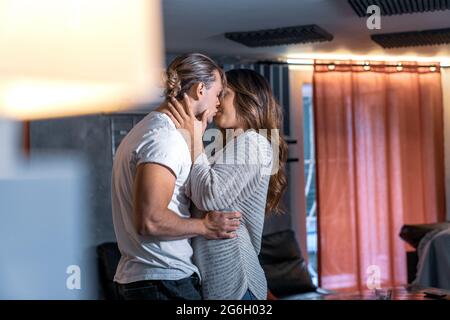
[[1, 0, 450, 301], [27, 57, 450, 293]]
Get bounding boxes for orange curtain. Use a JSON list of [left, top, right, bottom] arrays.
[[313, 60, 446, 291]]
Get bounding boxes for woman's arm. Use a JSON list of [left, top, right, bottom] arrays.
[[161, 95, 272, 211], [189, 132, 272, 211], [162, 94, 210, 163]]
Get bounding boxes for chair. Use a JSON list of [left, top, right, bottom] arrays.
[[96, 242, 122, 300], [259, 229, 330, 299]]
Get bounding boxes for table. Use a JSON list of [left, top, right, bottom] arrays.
[[310, 285, 450, 300]]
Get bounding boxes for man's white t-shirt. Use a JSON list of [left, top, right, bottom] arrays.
[[111, 111, 199, 284]]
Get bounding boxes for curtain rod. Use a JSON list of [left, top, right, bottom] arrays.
[[295, 62, 446, 68], [255, 60, 450, 68]]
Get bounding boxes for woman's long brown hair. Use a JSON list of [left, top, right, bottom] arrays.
[[225, 69, 288, 216]]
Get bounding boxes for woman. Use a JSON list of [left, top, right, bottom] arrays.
[[164, 69, 287, 300]]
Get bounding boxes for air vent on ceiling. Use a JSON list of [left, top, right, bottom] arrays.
[[348, 0, 450, 17], [224, 25, 333, 47], [371, 27, 450, 48]]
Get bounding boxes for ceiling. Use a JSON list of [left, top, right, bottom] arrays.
[[162, 0, 450, 63]]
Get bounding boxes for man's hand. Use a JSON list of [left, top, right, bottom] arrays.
[[201, 210, 242, 239]]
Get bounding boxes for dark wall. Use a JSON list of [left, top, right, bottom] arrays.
[[30, 113, 146, 245]]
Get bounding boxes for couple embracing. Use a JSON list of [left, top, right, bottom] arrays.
[[111, 53, 287, 300]]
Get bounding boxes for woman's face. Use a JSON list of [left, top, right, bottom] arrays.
[[214, 87, 242, 129]]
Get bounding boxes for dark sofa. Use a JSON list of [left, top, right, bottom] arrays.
[[399, 221, 450, 284]]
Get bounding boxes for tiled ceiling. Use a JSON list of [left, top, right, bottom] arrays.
[[162, 0, 450, 61]]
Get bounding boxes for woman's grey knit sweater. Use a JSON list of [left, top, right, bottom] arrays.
[[186, 130, 273, 300]]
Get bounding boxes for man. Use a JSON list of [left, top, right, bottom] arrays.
[[111, 53, 241, 300]]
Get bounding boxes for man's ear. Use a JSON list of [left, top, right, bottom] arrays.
[[189, 82, 205, 101]]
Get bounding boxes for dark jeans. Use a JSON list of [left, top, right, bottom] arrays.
[[116, 274, 202, 300]]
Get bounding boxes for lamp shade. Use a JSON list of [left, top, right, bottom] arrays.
[[0, 0, 164, 120]]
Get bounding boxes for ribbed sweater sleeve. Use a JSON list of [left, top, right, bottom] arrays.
[[188, 131, 272, 211]]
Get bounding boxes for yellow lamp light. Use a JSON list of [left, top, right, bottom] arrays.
[[0, 0, 164, 120], [0, 0, 164, 175]]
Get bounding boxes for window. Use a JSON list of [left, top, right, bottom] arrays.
[[302, 83, 318, 286]]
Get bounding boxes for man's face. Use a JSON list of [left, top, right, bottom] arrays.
[[197, 70, 223, 122]]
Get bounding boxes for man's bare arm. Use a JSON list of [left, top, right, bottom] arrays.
[[133, 163, 240, 240]]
